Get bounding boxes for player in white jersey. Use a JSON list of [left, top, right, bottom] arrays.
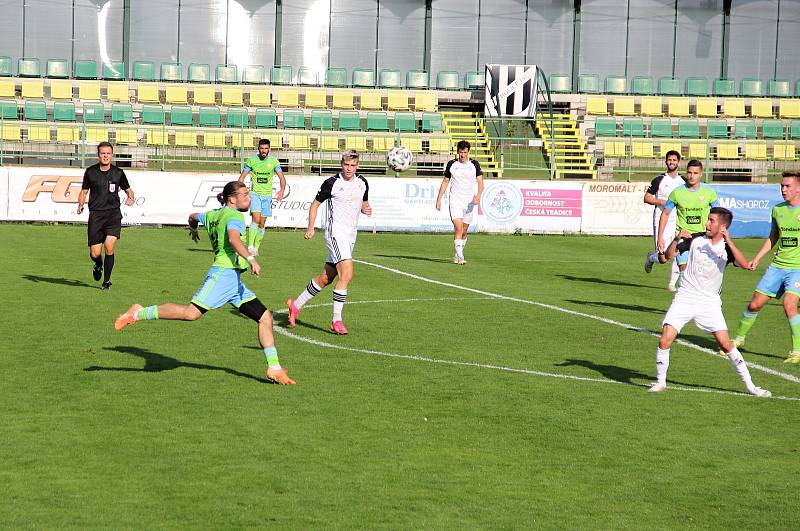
[[643, 150, 685, 291], [649, 207, 770, 397], [286, 150, 372, 335], [435, 140, 484, 264]]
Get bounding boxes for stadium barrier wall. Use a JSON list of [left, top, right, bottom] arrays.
[[0, 167, 780, 237]]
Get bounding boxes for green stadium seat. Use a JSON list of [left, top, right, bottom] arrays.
[[271, 65, 293, 85], [18, 58, 41, 77], [216, 64, 238, 83], [740, 78, 764, 97], [160, 62, 183, 82], [649, 118, 673, 137], [768, 79, 791, 98], [198, 106, 221, 127], [352, 68, 376, 88], [685, 77, 709, 96], [594, 117, 617, 137], [630, 76, 653, 95], [254, 108, 277, 128], [227, 107, 249, 127], [103, 62, 126, 80], [133, 61, 156, 81], [46, 59, 70, 79], [23, 100, 47, 120], [111, 103, 133, 123], [169, 105, 193, 126], [678, 118, 700, 138], [53, 101, 76, 121], [379, 69, 403, 89], [82, 102, 105, 123], [0, 56, 11, 77], [578, 74, 600, 94], [188, 63, 211, 83], [733, 119, 756, 139], [605, 75, 627, 94], [297, 66, 318, 85], [393, 111, 416, 132], [621, 117, 644, 137], [707, 118, 729, 138], [761, 119, 786, 139], [366, 111, 389, 131], [338, 110, 361, 131], [0, 100, 18, 119], [464, 71, 484, 90], [713, 78, 736, 96], [311, 109, 333, 130], [282, 108, 305, 128], [658, 77, 681, 96], [141, 104, 166, 125], [74, 60, 97, 79], [548, 74, 571, 93], [243, 65, 265, 84], [791, 120, 800, 139], [406, 70, 429, 90], [421, 112, 443, 133], [325, 68, 348, 87], [437, 71, 460, 91]]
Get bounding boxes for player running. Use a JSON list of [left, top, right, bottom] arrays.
[[238, 138, 286, 257], [114, 181, 295, 385]]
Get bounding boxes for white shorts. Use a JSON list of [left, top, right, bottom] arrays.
[[450, 196, 476, 224], [325, 233, 355, 265], [662, 294, 727, 333], [653, 216, 677, 250]]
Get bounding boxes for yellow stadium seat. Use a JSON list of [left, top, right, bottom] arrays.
[[612, 96, 635, 116], [632, 139, 654, 158], [21, 80, 44, 99], [114, 127, 138, 145], [0, 79, 14, 98], [429, 136, 452, 154], [696, 97, 718, 117], [723, 98, 745, 118], [320, 134, 340, 151], [249, 88, 271, 107], [288, 133, 310, 149], [387, 91, 409, 111], [640, 96, 663, 116], [304, 88, 327, 108], [107, 81, 129, 102], [193, 86, 216, 105], [231, 131, 254, 148], [86, 126, 109, 143], [137, 83, 160, 103], [586, 95, 608, 115], [146, 129, 168, 145], [222, 87, 243, 106], [773, 141, 796, 160], [688, 141, 708, 159], [659, 141, 682, 157], [401, 136, 422, 153], [716, 140, 740, 159], [27, 124, 50, 142], [332, 90, 354, 109], [749, 98, 773, 118], [166, 85, 188, 104], [78, 81, 101, 101], [1, 122, 21, 140], [359, 90, 382, 110], [203, 130, 227, 148], [603, 139, 626, 157], [744, 140, 767, 160], [50, 80, 73, 100], [277, 88, 299, 107], [667, 97, 690, 117], [779, 100, 800, 119], [414, 92, 436, 112], [372, 135, 395, 152], [261, 132, 283, 149], [175, 129, 197, 147], [56, 126, 80, 142], [345, 135, 367, 152]]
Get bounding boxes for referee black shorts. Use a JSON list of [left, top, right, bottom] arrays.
[[87, 208, 123, 246]]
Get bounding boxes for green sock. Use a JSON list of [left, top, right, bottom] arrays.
[[790, 315, 800, 352], [135, 305, 159, 321], [735, 308, 759, 340], [246, 223, 258, 248], [254, 228, 266, 250], [263, 346, 281, 369]]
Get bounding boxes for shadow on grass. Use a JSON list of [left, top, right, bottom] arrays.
[[556, 274, 660, 291], [564, 299, 664, 314], [185, 247, 213, 253], [679, 333, 786, 361], [372, 254, 451, 264], [22, 274, 96, 289], [84, 345, 271, 384]]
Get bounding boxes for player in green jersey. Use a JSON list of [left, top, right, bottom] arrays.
[[113, 181, 295, 385], [239, 138, 287, 257], [732, 171, 800, 363]]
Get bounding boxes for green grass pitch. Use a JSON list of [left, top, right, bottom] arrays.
[[2, 223, 799, 528]]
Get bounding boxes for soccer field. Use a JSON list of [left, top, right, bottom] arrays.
[[2, 223, 799, 528]]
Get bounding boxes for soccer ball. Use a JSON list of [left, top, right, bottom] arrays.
[[387, 146, 413, 172]]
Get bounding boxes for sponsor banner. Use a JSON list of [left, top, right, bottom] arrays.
[[475, 180, 582, 233], [581, 181, 653, 235], [711, 184, 780, 238]]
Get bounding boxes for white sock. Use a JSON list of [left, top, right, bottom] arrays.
[[454, 239, 464, 258], [332, 289, 347, 321], [656, 348, 670, 384], [295, 280, 321, 310], [726, 347, 756, 391]]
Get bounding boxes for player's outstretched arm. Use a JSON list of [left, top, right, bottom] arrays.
[[237, 169, 249, 183], [305, 200, 321, 239], [187, 213, 201, 242], [721, 228, 751, 269], [665, 230, 691, 260], [749, 223, 779, 270]]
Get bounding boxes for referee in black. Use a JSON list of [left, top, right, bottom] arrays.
[[76, 142, 135, 290]]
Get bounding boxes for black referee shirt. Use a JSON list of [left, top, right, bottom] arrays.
[[81, 163, 130, 211]]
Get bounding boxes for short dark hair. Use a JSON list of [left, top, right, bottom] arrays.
[[258, 138, 270, 147], [686, 159, 703, 171], [781, 171, 800, 181], [217, 181, 248, 205], [665, 150, 681, 161], [97, 141, 113, 154], [456, 140, 471, 152], [710, 206, 733, 227]]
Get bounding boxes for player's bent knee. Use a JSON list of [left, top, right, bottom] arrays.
[[239, 298, 269, 323]]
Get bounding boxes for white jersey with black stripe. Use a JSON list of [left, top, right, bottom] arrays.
[[315, 173, 369, 238], [647, 172, 684, 224], [444, 158, 483, 200]]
